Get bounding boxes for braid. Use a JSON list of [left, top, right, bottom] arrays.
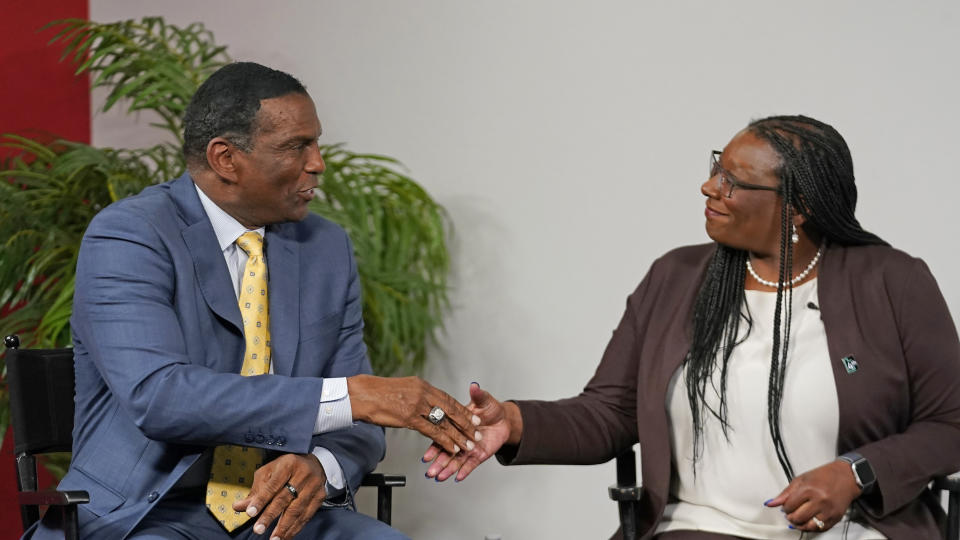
[[685, 115, 886, 479], [685, 245, 748, 466], [749, 115, 887, 247], [767, 166, 795, 480]]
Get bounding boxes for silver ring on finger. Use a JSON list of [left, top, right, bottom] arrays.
[[427, 406, 446, 425], [811, 516, 825, 530], [284, 482, 299, 499]]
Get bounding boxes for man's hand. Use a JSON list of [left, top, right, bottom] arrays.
[[765, 459, 862, 532], [234, 453, 327, 540], [423, 383, 518, 482], [348, 375, 482, 455]]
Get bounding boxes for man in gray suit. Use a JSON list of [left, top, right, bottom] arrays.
[[30, 62, 478, 540]]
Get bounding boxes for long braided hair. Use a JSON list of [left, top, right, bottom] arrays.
[[684, 115, 886, 480]]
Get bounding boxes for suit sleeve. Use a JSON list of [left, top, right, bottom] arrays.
[[308, 232, 386, 495], [856, 258, 960, 516], [72, 206, 324, 453]]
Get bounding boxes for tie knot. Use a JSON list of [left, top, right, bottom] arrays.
[[236, 232, 264, 257]]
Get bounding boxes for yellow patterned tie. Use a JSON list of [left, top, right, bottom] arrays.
[[206, 231, 271, 531]]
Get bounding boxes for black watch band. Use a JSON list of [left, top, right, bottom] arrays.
[[838, 452, 876, 493]]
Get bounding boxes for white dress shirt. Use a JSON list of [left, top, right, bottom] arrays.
[[195, 184, 353, 493]]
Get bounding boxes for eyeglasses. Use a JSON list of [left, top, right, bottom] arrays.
[[710, 150, 781, 198]]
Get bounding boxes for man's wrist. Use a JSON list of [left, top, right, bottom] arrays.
[[309, 448, 339, 490], [345, 374, 373, 423]]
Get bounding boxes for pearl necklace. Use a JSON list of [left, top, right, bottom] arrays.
[[746, 244, 824, 289]]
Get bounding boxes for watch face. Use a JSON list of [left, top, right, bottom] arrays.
[[854, 460, 876, 487]]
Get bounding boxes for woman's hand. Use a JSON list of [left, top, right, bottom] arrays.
[[765, 460, 863, 532], [422, 383, 518, 482], [347, 375, 481, 455]]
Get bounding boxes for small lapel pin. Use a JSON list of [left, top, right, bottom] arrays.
[[841, 355, 858, 374]]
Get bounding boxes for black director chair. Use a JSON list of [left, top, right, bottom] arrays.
[[4, 334, 405, 539], [608, 448, 643, 539], [935, 473, 960, 540], [608, 448, 960, 540]]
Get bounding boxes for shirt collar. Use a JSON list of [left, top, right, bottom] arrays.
[[194, 182, 265, 251]]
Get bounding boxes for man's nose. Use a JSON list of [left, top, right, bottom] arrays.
[[306, 144, 325, 175]]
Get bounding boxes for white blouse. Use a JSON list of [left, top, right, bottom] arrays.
[[656, 279, 884, 539]]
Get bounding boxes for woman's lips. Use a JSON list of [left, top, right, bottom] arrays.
[[705, 206, 726, 219]]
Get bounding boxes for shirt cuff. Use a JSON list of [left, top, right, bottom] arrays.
[[311, 446, 345, 496], [313, 377, 353, 433]]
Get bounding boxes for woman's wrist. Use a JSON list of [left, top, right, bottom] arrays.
[[503, 400, 524, 445]]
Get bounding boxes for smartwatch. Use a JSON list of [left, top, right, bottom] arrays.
[[838, 452, 876, 493]]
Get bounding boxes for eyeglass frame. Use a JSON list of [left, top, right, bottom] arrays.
[[710, 150, 782, 198]]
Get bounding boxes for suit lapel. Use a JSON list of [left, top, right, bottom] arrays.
[[266, 226, 300, 376], [170, 174, 244, 334]]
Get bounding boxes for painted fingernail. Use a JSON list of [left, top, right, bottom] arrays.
[[466, 440, 475, 451], [788, 525, 795, 530], [475, 431, 483, 441], [453, 444, 460, 453], [472, 415, 481, 426], [763, 499, 773, 506], [247, 506, 258, 516], [253, 523, 265, 534], [471, 381, 479, 387]]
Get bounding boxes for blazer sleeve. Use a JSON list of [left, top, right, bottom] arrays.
[[855, 257, 960, 516], [72, 205, 325, 453]]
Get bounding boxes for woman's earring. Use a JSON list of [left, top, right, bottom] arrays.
[[791, 224, 800, 244]]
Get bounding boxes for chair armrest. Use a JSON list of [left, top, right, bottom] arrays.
[[361, 473, 406, 488], [19, 490, 90, 506], [360, 473, 406, 525], [934, 472, 960, 492], [608, 484, 642, 502]]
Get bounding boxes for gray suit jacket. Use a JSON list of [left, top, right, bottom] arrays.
[[502, 242, 960, 539], [35, 173, 385, 539]]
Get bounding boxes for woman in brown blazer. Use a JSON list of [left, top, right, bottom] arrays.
[[425, 115, 960, 539]]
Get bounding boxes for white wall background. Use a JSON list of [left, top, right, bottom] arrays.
[[89, 1, 960, 538]]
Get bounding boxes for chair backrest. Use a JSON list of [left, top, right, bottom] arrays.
[[5, 340, 76, 459]]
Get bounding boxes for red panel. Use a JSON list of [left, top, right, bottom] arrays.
[[0, 1, 89, 537], [0, 0, 90, 154]]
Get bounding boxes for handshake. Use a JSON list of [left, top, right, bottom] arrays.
[[230, 377, 516, 540], [347, 376, 517, 482]]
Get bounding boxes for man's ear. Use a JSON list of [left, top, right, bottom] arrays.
[[206, 137, 241, 183]]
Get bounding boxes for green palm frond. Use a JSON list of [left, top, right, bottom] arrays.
[[46, 17, 230, 141], [313, 145, 450, 375], [0, 136, 180, 347]]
